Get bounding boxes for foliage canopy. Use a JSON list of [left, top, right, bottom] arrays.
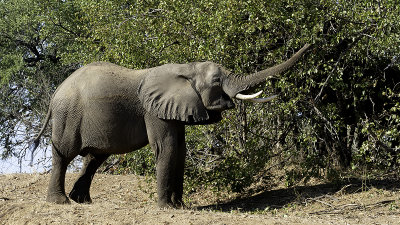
[[1, 0, 399, 192]]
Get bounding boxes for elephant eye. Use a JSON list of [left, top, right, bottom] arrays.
[[212, 77, 221, 85]]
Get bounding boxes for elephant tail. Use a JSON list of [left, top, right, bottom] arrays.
[[29, 106, 52, 165]]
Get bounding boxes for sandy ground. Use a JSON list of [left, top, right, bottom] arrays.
[[1, 173, 399, 224]]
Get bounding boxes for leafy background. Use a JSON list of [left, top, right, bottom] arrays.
[[1, 0, 399, 194]]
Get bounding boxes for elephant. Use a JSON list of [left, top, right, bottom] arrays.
[[30, 44, 310, 208]]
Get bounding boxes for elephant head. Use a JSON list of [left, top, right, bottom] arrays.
[[138, 44, 310, 124]]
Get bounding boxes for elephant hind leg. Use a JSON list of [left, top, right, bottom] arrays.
[[69, 152, 109, 204], [47, 144, 73, 204]]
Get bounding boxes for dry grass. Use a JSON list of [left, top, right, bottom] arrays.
[[1, 173, 399, 224]]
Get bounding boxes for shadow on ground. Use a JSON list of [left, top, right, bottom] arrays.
[[198, 177, 400, 213]]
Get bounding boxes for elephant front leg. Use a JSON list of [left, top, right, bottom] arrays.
[[156, 144, 186, 208], [145, 114, 186, 208], [169, 143, 186, 208]]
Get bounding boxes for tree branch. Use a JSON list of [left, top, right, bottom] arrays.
[[314, 25, 376, 103]]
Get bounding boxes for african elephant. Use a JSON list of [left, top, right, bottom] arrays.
[[31, 44, 310, 208]]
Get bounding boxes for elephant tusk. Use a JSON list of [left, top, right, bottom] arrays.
[[235, 91, 263, 100], [246, 95, 278, 103]]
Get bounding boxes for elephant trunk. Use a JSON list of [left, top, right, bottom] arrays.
[[223, 44, 311, 99]]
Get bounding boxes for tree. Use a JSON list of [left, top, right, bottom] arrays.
[[0, 0, 72, 160], [1, 0, 399, 193]]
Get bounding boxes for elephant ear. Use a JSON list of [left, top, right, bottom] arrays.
[[138, 65, 209, 123]]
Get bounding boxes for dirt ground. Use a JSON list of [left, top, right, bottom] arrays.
[[1, 173, 399, 224]]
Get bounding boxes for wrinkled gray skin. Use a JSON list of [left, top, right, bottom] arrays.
[[31, 44, 310, 208]]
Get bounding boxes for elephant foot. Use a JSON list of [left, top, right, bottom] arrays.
[[172, 200, 186, 209], [158, 199, 186, 209], [158, 201, 175, 209], [171, 193, 186, 209], [47, 193, 71, 204], [69, 189, 92, 204]]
